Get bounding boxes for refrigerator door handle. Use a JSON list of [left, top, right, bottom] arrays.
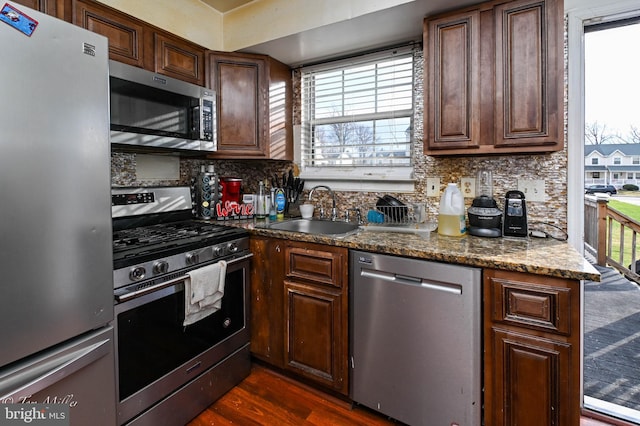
[[0, 338, 111, 401]]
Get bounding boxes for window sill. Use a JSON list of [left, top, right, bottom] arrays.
[[299, 167, 415, 192]]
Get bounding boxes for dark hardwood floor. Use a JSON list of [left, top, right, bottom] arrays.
[[188, 364, 619, 425], [187, 364, 396, 425]]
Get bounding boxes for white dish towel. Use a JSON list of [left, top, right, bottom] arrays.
[[183, 260, 227, 326]]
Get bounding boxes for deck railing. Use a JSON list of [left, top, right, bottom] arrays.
[[585, 194, 640, 283]]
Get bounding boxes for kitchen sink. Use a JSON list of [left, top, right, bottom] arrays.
[[268, 219, 360, 236]]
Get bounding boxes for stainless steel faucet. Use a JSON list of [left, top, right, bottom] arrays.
[[308, 185, 337, 221]]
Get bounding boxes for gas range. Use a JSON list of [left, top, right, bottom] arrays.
[[111, 186, 249, 293], [110, 186, 252, 425]]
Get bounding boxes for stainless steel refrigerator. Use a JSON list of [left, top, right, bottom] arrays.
[[0, 2, 115, 424]]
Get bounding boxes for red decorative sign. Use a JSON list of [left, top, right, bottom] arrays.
[[215, 201, 254, 218]]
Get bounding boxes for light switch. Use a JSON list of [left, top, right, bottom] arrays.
[[426, 178, 441, 197], [517, 179, 546, 202]]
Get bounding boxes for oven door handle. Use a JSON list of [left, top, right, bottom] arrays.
[[115, 253, 253, 303], [115, 274, 189, 303], [226, 252, 253, 265]]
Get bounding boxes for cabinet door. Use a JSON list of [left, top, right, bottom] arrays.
[[484, 269, 580, 426], [249, 237, 285, 367], [150, 32, 205, 86], [12, 0, 57, 16], [283, 280, 347, 394], [424, 10, 481, 152], [208, 53, 267, 158], [73, 0, 144, 67], [266, 58, 293, 161], [486, 328, 576, 426], [494, 0, 563, 149]]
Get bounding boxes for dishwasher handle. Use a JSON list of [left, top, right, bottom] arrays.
[[360, 269, 462, 295]]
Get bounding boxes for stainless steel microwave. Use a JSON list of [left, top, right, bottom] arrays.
[[109, 60, 215, 152]]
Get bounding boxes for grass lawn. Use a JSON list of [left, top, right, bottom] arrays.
[[607, 198, 640, 267]]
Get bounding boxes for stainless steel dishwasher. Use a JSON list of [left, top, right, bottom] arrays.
[[350, 250, 482, 426]]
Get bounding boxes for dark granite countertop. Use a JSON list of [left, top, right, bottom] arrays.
[[229, 218, 600, 282]]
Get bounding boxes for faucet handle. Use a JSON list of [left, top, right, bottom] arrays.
[[345, 207, 362, 224]]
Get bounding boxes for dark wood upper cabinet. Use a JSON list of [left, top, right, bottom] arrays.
[[207, 52, 292, 160], [148, 32, 204, 86], [424, 0, 563, 155], [72, 0, 205, 85], [425, 10, 481, 150], [73, 0, 144, 67], [12, 0, 59, 17], [494, 0, 562, 148], [208, 52, 267, 157]]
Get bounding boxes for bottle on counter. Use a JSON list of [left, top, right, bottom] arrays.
[[438, 183, 466, 236], [269, 188, 277, 220], [256, 181, 266, 219], [274, 188, 286, 220]]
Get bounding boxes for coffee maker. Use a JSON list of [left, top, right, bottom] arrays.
[[467, 171, 502, 237]]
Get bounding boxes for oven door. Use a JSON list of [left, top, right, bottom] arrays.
[[113, 254, 251, 425]]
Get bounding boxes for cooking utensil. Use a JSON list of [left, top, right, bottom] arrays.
[[287, 169, 294, 188]]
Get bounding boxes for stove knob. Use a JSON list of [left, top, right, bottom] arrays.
[[153, 261, 169, 274], [185, 252, 199, 265], [213, 246, 224, 257], [129, 266, 146, 281], [227, 242, 238, 253]]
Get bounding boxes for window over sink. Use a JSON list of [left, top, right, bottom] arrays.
[[299, 46, 416, 191]]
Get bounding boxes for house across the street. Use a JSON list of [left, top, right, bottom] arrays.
[[585, 143, 640, 187]]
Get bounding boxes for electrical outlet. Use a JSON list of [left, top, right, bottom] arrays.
[[426, 178, 441, 197], [461, 177, 476, 198], [517, 179, 546, 202]]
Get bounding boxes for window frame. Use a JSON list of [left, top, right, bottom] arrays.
[[297, 46, 418, 192]]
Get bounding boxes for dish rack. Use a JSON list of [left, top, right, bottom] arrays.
[[360, 203, 437, 234], [362, 203, 428, 226], [360, 203, 436, 234]]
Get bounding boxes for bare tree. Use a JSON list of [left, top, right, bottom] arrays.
[[626, 125, 640, 144], [585, 121, 619, 144], [353, 125, 374, 160], [329, 122, 356, 153]]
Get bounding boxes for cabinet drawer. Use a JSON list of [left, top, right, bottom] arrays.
[[285, 244, 346, 288], [487, 270, 573, 335]]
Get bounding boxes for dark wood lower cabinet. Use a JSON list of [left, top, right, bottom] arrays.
[[249, 237, 285, 367], [488, 327, 573, 426], [284, 280, 346, 392], [250, 237, 348, 396], [484, 269, 580, 426]]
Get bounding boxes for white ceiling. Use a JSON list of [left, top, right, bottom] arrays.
[[233, 0, 480, 67], [200, 0, 255, 13]]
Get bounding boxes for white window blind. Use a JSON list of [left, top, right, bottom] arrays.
[[301, 48, 414, 172]]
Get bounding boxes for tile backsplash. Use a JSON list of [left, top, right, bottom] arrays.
[[111, 47, 568, 229]]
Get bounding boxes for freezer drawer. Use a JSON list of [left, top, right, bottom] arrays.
[[350, 250, 481, 426], [0, 327, 116, 425]]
